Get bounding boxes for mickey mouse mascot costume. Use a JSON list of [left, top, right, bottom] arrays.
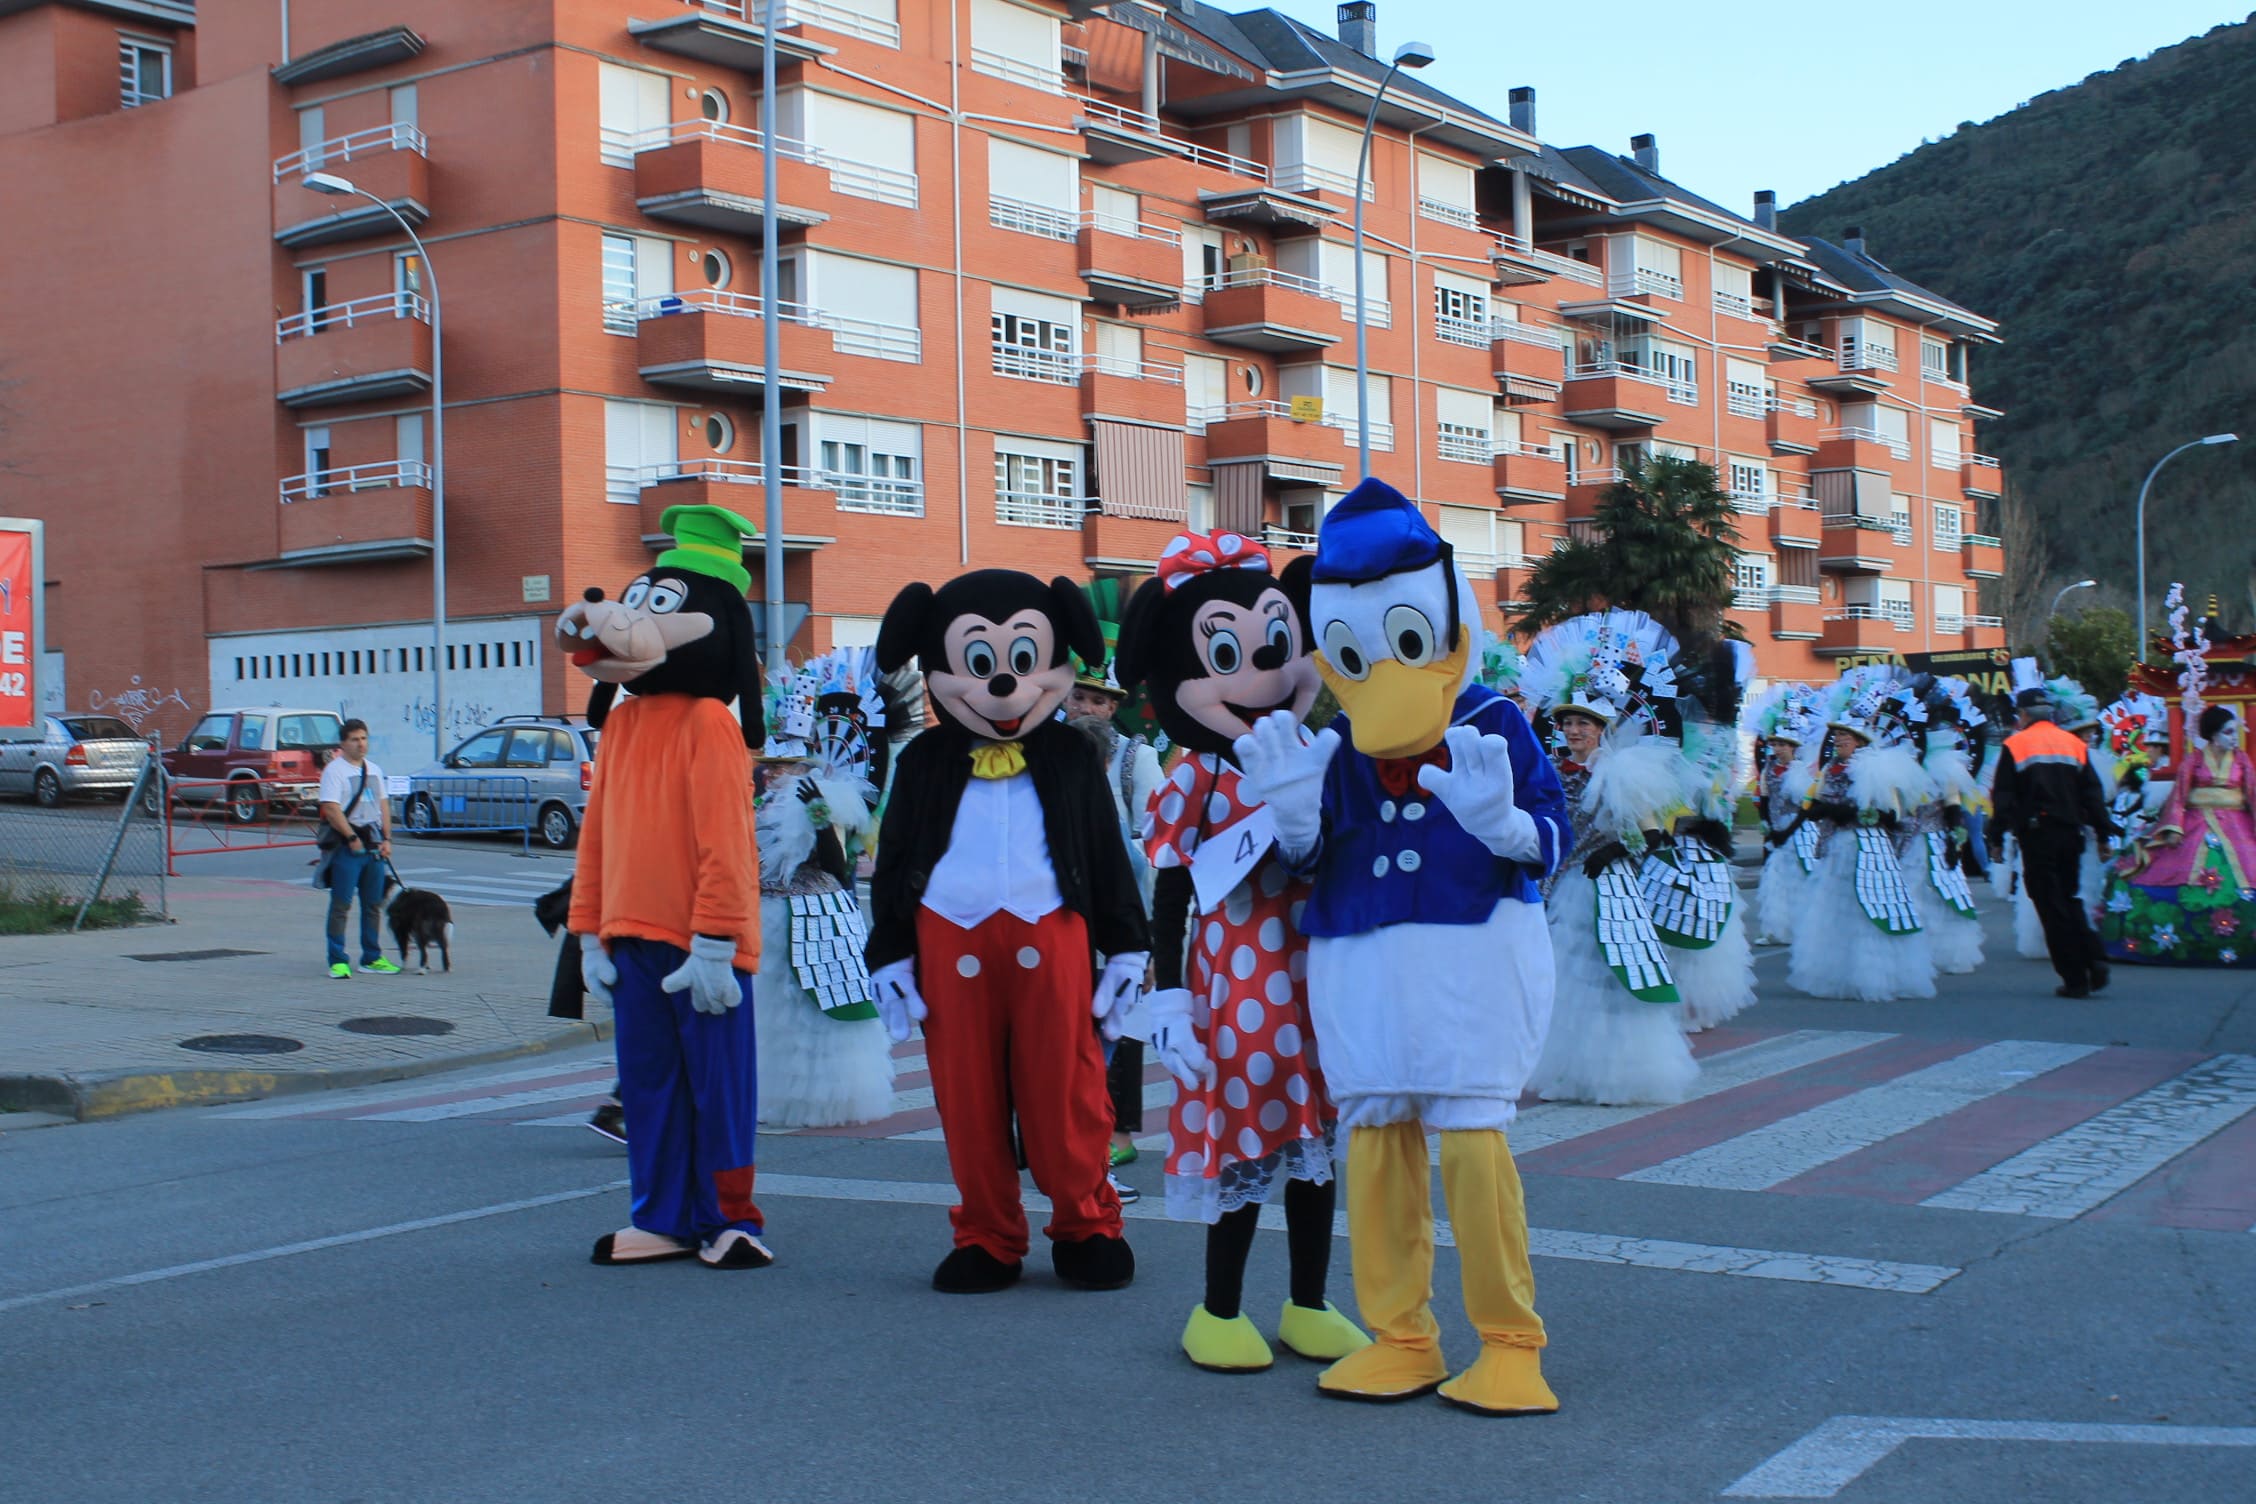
[[1113, 530, 1370, 1374], [560, 503, 771, 1271], [1235, 478, 1568, 1415], [866, 570, 1149, 1294]]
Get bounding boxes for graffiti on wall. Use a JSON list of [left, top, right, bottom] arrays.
[[400, 695, 505, 742], [89, 676, 193, 730]]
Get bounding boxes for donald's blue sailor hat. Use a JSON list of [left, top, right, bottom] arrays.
[[1313, 477, 1443, 584]]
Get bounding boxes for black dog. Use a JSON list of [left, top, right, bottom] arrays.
[[384, 882, 454, 973]]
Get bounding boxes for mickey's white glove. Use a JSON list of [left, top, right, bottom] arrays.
[[1418, 725, 1541, 863], [872, 959, 926, 1044], [1091, 951, 1149, 1041], [661, 934, 744, 1015], [1145, 987, 1214, 1091], [1232, 711, 1339, 860], [578, 934, 617, 1009]]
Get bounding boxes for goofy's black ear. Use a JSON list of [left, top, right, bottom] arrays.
[[585, 680, 619, 730], [876, 582, 933, 675], [734, 600, 764, 750], [1113, 580, 1167, 693], [1048, 576, 1105, 670], [1278, 554, 1316, 636]]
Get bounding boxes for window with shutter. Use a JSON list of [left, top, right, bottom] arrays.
[[805, 252, 920, 358], [1436, 387, 1493, 464], [816, 416, 923, 516], [1933, 503, 1963, 552], [989, 137, 1080, 238], [971, 0, 1063, 91], [1433, 270, 1489, 348], [1712, 260, 1754, 316], [598, 63, 669, 166], [991, 287, 1080, 384], [995, 437, 1087, 528], [1180, 223, 1225, 301], [793, 91, 918, 206], [1418, 153, 1477, 227], [1437, 506, 1498, 571], [119, 33, 172, 109], [1725, 357, 1767, 418], [605, 401, 678, 504], [1184, 354, 1228, 429], [1274, 114, 1372, 199], [1929, 417, 1964, 470]]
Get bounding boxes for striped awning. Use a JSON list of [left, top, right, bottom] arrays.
[[1212, 461, 1265, 534], [1093, 420, 1187, 521]]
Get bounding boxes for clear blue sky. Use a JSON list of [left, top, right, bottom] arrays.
[[1254, 0, 2249, 211]]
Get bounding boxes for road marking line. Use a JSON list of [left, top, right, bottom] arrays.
[[1722, 1414, 2256, 1498], [0, 1181, 628, 1317], [1623, 1040, 2097, 1192], [748, 1175, 1958, 1292], [220, 1058, 615, 1118], [359, 1079, 640, 1122], [1921, 1053, 2256, 1219], [885, 1078, 1174, 1141]]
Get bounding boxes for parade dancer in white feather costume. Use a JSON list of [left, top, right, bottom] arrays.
[[751, 652, 895, 1128], [1788, 670, 1938, 1001], [1745, 685, 1822, 946], [1655, 641, 1758, 1032], [1523, 612, 1698, 1105], [1904, 678, 1989, 974]]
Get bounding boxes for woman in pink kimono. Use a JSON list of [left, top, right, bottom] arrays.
[[2102, 705, 2256, 967]]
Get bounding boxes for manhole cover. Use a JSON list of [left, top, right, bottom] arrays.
[[180, 1033, 304, 1055], [339, 1016, 456, 1037], [127, 949, 269, 963]]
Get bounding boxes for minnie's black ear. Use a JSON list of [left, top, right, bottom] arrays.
[[735, 600, 765, 750], [1278, 554, 1316, 634], [1049, 576, 1106, 670], [876, 582, 933, 675], [1112, 581, 1167, 693], [585, 680, 619, 730]]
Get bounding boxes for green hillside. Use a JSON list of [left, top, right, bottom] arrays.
[[1781, 16, 2256, 641]]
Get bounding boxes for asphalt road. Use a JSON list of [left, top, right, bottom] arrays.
[[4, 904, 2253, 1504]]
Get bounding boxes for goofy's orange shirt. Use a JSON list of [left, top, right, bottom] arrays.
[[568, 694, 760, 972]]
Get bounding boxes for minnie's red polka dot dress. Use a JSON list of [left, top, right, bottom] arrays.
[[1146, 751, 1336, 1223]]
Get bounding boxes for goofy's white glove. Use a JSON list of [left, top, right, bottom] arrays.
[[661, 934, 744, 1015], [1417, 724, 1541, 863], [1232, 711, 1340, 861], [578, 934, 617, 1009], [872, 959, 927, 1044], [1091, 952, 1150, 1042], [1145, 987, 1214, 1091]]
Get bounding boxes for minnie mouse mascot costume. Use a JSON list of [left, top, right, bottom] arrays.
[[866, 570, 1149, 1294]]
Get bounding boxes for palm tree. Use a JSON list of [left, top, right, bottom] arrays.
[[1512, 455, 1743, 641]]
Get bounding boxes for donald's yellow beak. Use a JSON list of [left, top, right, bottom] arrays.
[[1317, 634, 1471, 759]]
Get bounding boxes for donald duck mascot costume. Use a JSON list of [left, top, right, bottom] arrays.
[[1235, 478, 1568, 1415]]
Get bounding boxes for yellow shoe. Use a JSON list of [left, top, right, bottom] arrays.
[[1437, 1344, 1559, 1416], [1181, 1305, 1274, 1373], [1276, 1300, 1372, 1363], [1316, 1339, 1449, 1401]]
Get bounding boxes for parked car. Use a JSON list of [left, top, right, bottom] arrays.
[[0, 715, 155, 808], [162, 707, 344, 824], [402, 716, 596, 849]]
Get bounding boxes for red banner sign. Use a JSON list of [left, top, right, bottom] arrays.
[[0, 527, 35, 730]]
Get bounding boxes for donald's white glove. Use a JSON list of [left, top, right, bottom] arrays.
[[1232, 711, 1339, 860], [661, 934, 744, 1015], [1145, 987, 1214, 1091], [872, 959, 927, 1044], [1091, 951, 1150, 1041], [578, 934, 617, 1009], [1417, 724, 1541, 863]]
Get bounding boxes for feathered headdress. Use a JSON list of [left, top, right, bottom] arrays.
[[760, 647, 890, 784], [2046, 676, 2099, 732], [1478, 637, 1525, 698], [1742, 682, 1821, 746], [1521, 609, 1680, 732]]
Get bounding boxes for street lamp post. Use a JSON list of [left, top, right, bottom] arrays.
[[1349, 41, 1434, 475], [758, 0, 786, 668], [2048, 579, 2096, 621], [302, 170, 448, 759], [2135, 433, 2238, 661]]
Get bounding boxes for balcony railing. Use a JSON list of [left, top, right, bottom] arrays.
[[677, 0, 903, 44], [1417, 195, 1478, 229], [1768, 585, 1821, 604], [1570, 360, 1698, 406], [280, 460, 431, 503], [1821, 425, 1911, 459], [1436, 313, 1488, 349], [1963, 532, 2002, 548], [1491, 318, 1566, 350], [1074, 96, 1267, 179], [971, 46, 1066, 94], [993, 343, 1079, 385], [1838, 337, 1899, 373], [1830, 604, 1914, 631], [996, 489, 1089, 529], [1968, 453, 2002, 472], [1569, 466, 1626, 489], [276, 291, 430, 342], [1725, 386, 1767, 419], [1080, 210, 1184, 247], [1492, 235, 1604, 287], [644, 457, 925, 516], [635, 118, 918, 207], [273, 121, 426, 181], [1272, 161, 1372, 200], [1216, 265, 1336, 299], [1767, 393, 1819, 418], [1932, 448, 1964, 472], [1610, 266, 1684, 301], [1770, 336, 1833, 362], [1437, 431, 1492, 463], [1713, 290, 1756, 319], [1261, 525, 1320, 551], [1210, 398, 1393, 452], [1083, 352, 1183, 384], [1728, 488, 1773, 514], [633, 288, 921, 362], [991, 195, 1079, 240]]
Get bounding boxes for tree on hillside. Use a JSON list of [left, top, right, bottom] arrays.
[[2046, 606, 2137, 701], [1511, 456, 1741, 641], [1993, 484, 2054, 647]]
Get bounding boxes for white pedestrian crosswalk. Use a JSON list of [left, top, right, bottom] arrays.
[[384, 863, 562, 908]]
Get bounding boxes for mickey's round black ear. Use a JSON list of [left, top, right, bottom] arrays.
[[876, 582, 933, 675], [1278, 554, 1316, 635], [1048, 577, 1106, 669], [1113, 580, 1166, 692]]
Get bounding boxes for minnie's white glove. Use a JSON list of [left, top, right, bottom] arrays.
[[1232, 711, 1339, 860], [1091, 951, 1150, 1041], [872, 959, 927, 1044], [578, 934, 617, 1008], [661, 934, 744, 1014], [1145, 987, 1214, 1091], [1417, 724, 1540, 862]]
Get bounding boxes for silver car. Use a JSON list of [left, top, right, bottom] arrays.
[[0, 715, 154, 807], [402, 716, 597, 849]]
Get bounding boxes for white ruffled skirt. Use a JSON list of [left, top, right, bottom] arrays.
[[1787, 841, 1937, 1001], [1532, 870, 1698, 1106], [753, 895, 896, 1128], [1673, 902, 1756, 1031], [1911, 876, 1985, 974], [1755, 843, 1812, 945]]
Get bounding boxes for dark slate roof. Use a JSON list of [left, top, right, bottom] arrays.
[[1798, 236, 1984, 321], [1556, 145, 1753, 228], [1518, 144, 1616, 204], [1173, 5, 1512, 131]]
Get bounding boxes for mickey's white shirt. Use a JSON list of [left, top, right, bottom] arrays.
[[922, 771, 1065, 927]]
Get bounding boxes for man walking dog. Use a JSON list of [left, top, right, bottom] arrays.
[[317, 718, 401, 979]]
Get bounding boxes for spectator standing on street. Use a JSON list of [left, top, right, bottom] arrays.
[[1993, 673, 2115, 998], [317, 718, 400, 979]]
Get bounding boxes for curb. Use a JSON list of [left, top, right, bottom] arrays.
[[0, 1019, 614, 1122]]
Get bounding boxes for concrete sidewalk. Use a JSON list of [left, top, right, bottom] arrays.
[[0, 876, 608, 1120]]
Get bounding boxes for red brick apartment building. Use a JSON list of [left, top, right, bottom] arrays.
[[0, 0, 2009, 766]]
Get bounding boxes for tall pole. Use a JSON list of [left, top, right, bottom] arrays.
[[2047, 579, 2094, 621], [1350, 62, 1406, 477], [759, 0, 786, 669], [2136, 435, 2238, 662]]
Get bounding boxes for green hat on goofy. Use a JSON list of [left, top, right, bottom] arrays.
[[657, 503, 758, 595]]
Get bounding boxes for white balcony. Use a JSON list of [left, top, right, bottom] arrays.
[[281, 459, 431, 503], [1437, 431, 1491, 464], [1491, 318, 1567, 350], [276, 291, 430, 342], [1713, 290, 1757, 319], [1821, 425, 1912, 460], [632, 118, 917, 209], [1726, 386, 1767, 419], [972, 47, 1065, 94], [634, 288, 919, 363], [1838, 337, 1899, 373], [1571, 360, 1698, 407], [1608, 265, 1684, 301], [1492, 235, 1603, 288], [1073, 96, 1265, 179], [1082, 353, 1183, 384], [990, 196, 1079, 241], [1272, 161, 1372, 200], [1417, 195, 1478, 229], [996, 489, 1089, 529], [644, 457, 925, 517], [273, 121, 427, 182], [675, 0, 901, 46], [993, 343, 1080, 386], [1435, 313, 1488, 349], [1831, 603, 1914, 631]]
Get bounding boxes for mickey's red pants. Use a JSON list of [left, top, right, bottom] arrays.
[[917, 906, 1122, 1263]]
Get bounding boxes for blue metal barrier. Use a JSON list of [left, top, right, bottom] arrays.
[[396, 774, 534, 855]]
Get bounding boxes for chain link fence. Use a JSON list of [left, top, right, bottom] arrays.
[[0, 762, 167, 930]]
